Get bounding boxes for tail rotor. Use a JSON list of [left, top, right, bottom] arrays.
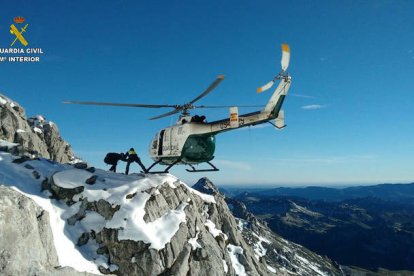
[[257, 43, 290, 93]]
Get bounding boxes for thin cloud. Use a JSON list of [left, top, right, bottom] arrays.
[[273, 154, 378, 165], [301, 104, 326, 110], [214, 159, 252, 171], [291, 93, 317, 99]]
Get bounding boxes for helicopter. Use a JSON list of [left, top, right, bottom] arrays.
[[64, 43, 292, 173]]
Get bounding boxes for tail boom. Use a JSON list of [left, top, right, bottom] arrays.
[[205, 76, 291, 134]]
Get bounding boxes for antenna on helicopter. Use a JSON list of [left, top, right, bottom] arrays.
[[257, 43, 290, 93]]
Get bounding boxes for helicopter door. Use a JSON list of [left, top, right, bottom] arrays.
[[162, 128, 172, 156], [158, 130, 165, 156]]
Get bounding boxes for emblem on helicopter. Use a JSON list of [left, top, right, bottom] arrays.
[[64, 44, 291, 173]]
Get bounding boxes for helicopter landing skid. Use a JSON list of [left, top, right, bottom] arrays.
[[146, 159, 181, 174], [186, 161, 219, 173]]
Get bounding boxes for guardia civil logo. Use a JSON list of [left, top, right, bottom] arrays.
[[10, 16, 29, 46], [0, 16, 44, 63]]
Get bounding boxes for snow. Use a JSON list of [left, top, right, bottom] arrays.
[[33, 126, 43, 134], [252, 232, 271, 259], [205, 219, 228, 241], [188, 229, 202, 250], [0, 153, 99, 273], [53, 169, 93, 189], [295, 255, 329, 276], [0, 151, 214, 274], [223, 260, 229, 273], [113, 200, 188, 250], [236, 218, 248, 231], [0, 96, 7, 105], [253, 232, 271, 244], [267, 265, 276, 273], [0, 139, 18, 148], [227, 244, 247, 276], [79, 211, 107, 233], [185, 185, 216, 203], [16, 129, 26, 133]]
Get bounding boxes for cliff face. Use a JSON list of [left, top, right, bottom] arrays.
[[0, 94, 76, 163], [0, 186, 93, 276]]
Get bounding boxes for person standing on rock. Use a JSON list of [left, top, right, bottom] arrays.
[[125, 148, 147, 175]]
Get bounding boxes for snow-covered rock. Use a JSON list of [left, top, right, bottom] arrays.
[[0, 151, 271, 275], [193, 177, 222, 196], [0, 93, 76, 163], [0, 152, 344, 275], [0, 186, 93, 276]]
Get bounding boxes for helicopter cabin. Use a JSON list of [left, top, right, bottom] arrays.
[[149, 121, 216, 165]]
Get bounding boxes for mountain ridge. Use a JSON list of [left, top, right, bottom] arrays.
[[229, 183, 414, 204], [0, 93, 77, 163]]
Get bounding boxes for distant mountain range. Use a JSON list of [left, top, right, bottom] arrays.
[[223, 182, 414, 203], [230, 183, 414, 272]]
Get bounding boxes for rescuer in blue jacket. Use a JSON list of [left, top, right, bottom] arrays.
[[125, 148, 147, 175]]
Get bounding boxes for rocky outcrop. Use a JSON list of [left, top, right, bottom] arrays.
[[1, 149, 279, 275], [0, 94, 76, 163], [1, 146, 346, 276], [193, 177, 221, 195], [44, 171, 270, 275], [0, 186, 93, 276]]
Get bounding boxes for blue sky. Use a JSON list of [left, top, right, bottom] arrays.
[[1, 0, 414, 186]]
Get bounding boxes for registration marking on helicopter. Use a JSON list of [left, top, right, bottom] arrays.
[[219, 121, 230, 130], [219, 118, 245, 130]]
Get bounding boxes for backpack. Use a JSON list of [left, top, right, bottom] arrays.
[[104, 153, 121, 165]]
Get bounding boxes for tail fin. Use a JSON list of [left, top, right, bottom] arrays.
[[262, 77, 291, 119]]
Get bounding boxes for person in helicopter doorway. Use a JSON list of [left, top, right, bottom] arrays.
[[104, 152, 126, 173], [125, 148, 147, 175]]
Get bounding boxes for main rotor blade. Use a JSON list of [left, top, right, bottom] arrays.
[[149, 109, 180, 120], [189, 75, 224, 105], [194, 105, 264, 108], [63, 101, 177, 108]]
